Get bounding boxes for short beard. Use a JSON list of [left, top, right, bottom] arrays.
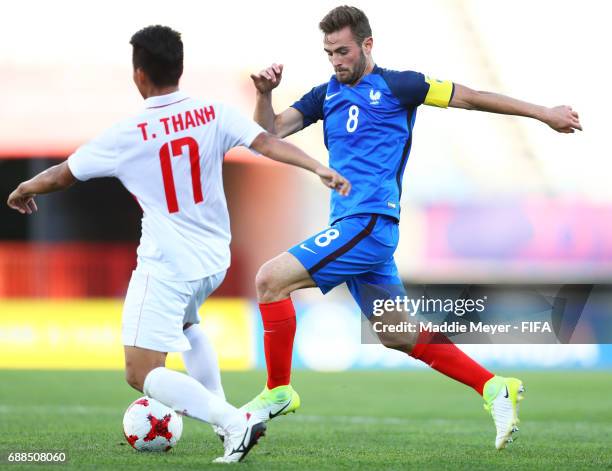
[[337, 50, 368, 85]]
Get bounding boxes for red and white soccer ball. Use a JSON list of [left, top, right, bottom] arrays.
[[123, 397, 183, 452]]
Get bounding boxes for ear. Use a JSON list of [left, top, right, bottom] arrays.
[[134, 67, 145, 83], [132, 67, 149, 98], [363, 36, 373, 54]]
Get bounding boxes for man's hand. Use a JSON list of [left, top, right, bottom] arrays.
[[251, 64, 303, 137], [7, 185, 38, 215], [315, 166, 351, 196], [6, 162, 75, 214], [250, 63, 283, 94], [542, 105, 582, 133]]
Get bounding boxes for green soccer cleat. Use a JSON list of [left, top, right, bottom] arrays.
[[240, 385, 301, 423], [483, 376, 525, 450]]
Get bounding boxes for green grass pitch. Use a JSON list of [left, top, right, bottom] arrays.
[[1, 370, 611, 469]]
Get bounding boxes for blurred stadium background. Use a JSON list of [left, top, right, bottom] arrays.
[[1, 0, 611, 373]]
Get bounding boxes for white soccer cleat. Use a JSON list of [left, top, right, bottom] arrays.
[[212, 414, 266, 463], [483, 376, 525, 450]]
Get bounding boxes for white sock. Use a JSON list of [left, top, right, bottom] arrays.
[[143, 367, 243, 432], [183, 324, 226, 399]]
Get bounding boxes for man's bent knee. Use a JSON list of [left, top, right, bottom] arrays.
[[256, 260, 287, 303], [124, 346, 167, 392], [256, 253, 316, 303], [375, 329, 419, 355], [125, 367, 147, 392]]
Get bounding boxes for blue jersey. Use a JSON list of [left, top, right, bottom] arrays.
[[292, 65, 454, 223]]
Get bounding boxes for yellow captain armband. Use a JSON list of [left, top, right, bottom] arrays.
[[424, 76, 454, 108]]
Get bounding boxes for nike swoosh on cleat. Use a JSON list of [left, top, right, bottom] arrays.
[[228, 429, 249, 455], [226, 422, 267, 462], [269, 401, 291, 419], [504, 386, 509, 399]]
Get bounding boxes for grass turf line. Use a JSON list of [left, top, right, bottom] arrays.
[[0, 370, 611, 470]]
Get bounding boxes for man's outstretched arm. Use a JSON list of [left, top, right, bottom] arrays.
[[449, 84, 582, 133], [250, 132, 350, 196], [7, 161, 76, 214]]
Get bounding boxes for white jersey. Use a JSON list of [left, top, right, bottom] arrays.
[[68, 91, 264, 281]]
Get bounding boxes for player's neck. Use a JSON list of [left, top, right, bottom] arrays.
[[349, 59, 375, 87], [143, 85, 180, 99]]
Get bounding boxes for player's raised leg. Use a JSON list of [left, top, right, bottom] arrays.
[[351, 271, 497, 395], [241, 252, 315, 421], [408, 332, 524, 449], [349, 270, 524, 449]]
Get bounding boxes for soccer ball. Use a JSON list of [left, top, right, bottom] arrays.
[[122, 396, 183, 451]]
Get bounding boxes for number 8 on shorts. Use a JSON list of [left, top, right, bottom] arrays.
[[315, 229, 340, 247]]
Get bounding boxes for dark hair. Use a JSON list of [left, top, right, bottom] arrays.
[[130, 25, 183, 87], [319, 6, 372, 45]]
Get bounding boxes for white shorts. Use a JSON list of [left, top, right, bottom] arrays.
[[121, 270, 226, 352]]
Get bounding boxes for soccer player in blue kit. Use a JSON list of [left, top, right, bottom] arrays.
[[243, 6, 582, 449]]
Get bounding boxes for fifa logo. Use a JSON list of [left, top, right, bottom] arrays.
[[369, 89, 381, 105]]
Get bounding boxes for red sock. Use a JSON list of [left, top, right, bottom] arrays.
[[260, 298, 296, 389], [410, 331, 494, 395]]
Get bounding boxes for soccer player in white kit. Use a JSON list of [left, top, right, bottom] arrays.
[[7, 25, 350, 463]]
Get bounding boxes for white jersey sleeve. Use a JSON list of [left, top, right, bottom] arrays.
[[67, 125, 119, 181], [216, 104, 265, 153]]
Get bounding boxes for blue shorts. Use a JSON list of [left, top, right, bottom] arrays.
[[288, 214, 406, 316]]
